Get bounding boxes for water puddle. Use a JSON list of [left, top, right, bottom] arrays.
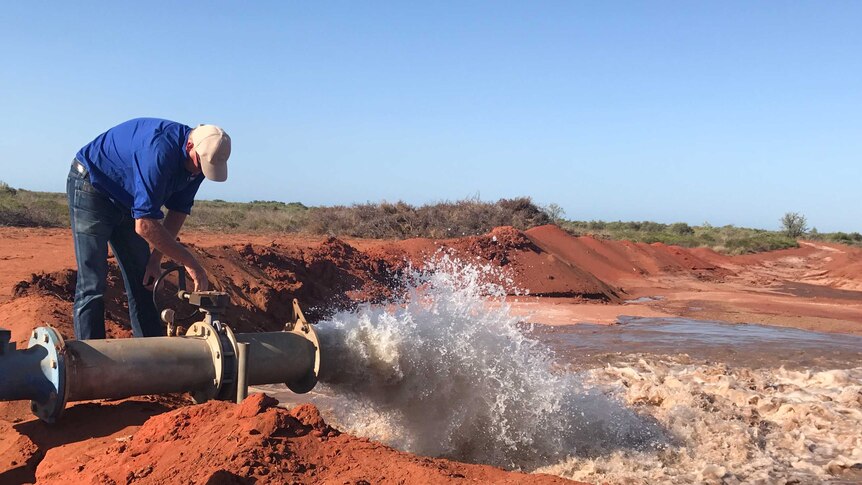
[[530, 316, 862, 370], [623, 295, 664, 304]]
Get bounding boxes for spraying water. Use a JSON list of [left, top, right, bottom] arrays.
[[313, 254, 665, 469], [263, 255, 862, 483]]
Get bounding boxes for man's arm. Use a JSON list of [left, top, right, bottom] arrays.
[[149, 210, 187, 262], [137, 211, 208, 291]]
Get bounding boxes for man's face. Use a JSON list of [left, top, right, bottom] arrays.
[[186, 140, 203, 176]]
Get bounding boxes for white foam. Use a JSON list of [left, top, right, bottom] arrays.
[[538, 360, 862, 483]]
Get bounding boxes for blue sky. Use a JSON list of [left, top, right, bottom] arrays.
[[1, 2, 859, 231]]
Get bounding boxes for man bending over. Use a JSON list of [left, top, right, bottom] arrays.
[[67, 118, 231, 339]]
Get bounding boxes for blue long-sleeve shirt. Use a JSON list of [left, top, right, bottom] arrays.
[[75, 118, 205, 220]]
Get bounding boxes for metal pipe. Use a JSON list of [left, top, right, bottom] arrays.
[[0, 321, 320, 423], [235, 332, 316, 387], [236, 342, 249, 403], [64, 337, 216, 401], [0, 345, 53, 402]]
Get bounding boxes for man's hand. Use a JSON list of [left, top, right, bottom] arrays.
[[136, 216, 210, 291], [142, 251, 208, 292], [143, 252, 163, 289], [185, 262, 209, 292]]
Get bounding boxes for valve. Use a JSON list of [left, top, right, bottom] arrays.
[[153, 264, 200, 333]]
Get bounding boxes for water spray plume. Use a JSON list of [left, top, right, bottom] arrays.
[[315, 254, 664, 469]]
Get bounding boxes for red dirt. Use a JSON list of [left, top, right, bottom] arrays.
[[0, 395, 189, 484], [524, 225, 730, 286], [34, 393, 571, 484], [2, 226, 862, 483]]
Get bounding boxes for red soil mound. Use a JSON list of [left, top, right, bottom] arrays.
[[525, 225, 732, 285], [0, 236, 401, 339], [453, 226, 621, 300], [0, 420, 39, 484], [36, 394, 574, 484], [0, 395, 190, 484], [195, 237, 397, 331], [3, 269, 133, 343]]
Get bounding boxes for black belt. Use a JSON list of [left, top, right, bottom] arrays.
[[72, 159, 88, 177]]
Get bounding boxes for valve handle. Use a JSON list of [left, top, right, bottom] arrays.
[[152, 264, 199, 324]]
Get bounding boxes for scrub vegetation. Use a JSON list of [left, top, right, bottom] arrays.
[[0, 183, 68, 227], [0, 181, 856, 254], [560, 220, 800, 255]]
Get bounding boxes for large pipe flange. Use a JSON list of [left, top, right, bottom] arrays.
[[28, 326, 67, 423], [186, 322, 225, 403], [215, 324, 239, 402], [283, 299, 320, 394], [284, 322, 320, 393], [185, 322, 239, 403]]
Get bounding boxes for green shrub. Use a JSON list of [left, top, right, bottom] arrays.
[[780, 212, 808, 238], [669, 222, 694, 235]]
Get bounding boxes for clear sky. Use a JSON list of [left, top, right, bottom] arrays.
[[1, 2, 859, 231]]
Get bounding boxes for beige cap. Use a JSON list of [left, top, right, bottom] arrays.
[[190, 124, 231, 182]]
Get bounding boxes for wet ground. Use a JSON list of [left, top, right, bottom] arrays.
[[777, 281, 862, 301], [529, 316, 862, 370]]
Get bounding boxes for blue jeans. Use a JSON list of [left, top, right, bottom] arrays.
[[66, 163, 163, 339]]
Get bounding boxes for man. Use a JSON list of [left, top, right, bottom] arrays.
[[67, 118, 231, 340]]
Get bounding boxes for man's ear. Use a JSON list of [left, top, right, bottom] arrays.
[[186, 139, 195, 151]]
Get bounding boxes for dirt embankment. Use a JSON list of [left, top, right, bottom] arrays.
[[2, 226, 862, 483]]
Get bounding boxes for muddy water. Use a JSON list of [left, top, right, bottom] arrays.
[[531, 317, 862, 370], [530, 318, 862, 484], [263, 259, 862, 484]]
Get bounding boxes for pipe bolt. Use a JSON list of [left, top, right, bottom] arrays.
[[51, 359, 57, 369], [215, 351, 220, 359], [43, 334, 49, 343]]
